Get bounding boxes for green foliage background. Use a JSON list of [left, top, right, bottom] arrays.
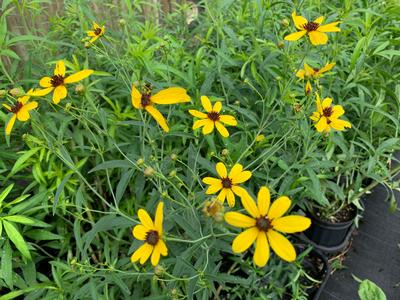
[[0, 0, 399, 299]]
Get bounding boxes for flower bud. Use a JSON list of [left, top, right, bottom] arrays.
[[75, 83, 85, 94], [119, 18, 126, 26], [255, 134, 265, 142], [9, 87, 24, 97], [0, 90, 7, 97], [169, 170, 177, 177], [170, 153, 178, 161], [154, 265, 165, 276], [144, 167, 155, 177], [221, 149, 229, 156], [84, 42, 91, 48], [277, 41, 285, 49], [203, 199, 224, 222], [281, 18, 290, 27], [136, 158, 145, 166]]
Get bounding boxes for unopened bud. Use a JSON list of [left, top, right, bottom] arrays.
[[9, 87, 24, 97], [144, 167, 155, 177], [169, 170, 177, 177], [75, 83, 85, 94], [281, 18, 290, 27], [170, 153, 178, 161], [221, 149, 229, 156], [277, 41, 285, 49], [119, 18, 126, 26], [0, 90, 7, 97], [136, 158, 145, 166]]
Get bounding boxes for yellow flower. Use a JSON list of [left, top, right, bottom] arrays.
[[202, 162, 251, 207], [296, 62, 335, 80], [2, 90, 38, 135], [310, 93, 351, 133], [284, 12, 340, 45], [225, 186, 311, 267], [131, 84, 190, 132], [305, 80, 312, 95], [87, 22, 105, 43], [255, 134, 265, 142], [131, 202, 168, 266], [189, 96, 237, 137], [35, 60, 93, 104]]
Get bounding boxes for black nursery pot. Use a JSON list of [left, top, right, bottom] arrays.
[[304, 205, 357, 249]]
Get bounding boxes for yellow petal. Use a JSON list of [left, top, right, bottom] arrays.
[[331, 105, 345, 119], [291, 12, 308, 30], [217, 188, 227, 202], [157, 239, 168, 256], [154, 202, 164, 235], [202, 176, 221, 185], [201, 95, 212, 112], [305, 81, 312, 94], [272, 216, 311, 233], [224, 212, 256, 228], [54, 60, 65, 76], [131, 85, 142, 109], [40, 76, 53, 88], [304, 63, 314, 76], [310, 112, 321, 122], [138, 208, 154, 229], [253, 231, 270, 267], [216, 162, 227, 178], [240, 193, 260, 218], [193, 118, 209, 130], [319, 62, 335, 74], [228, 163, 243, 179], [64, 70, 93, 84], [139, 244, 154, 264], [232, 170, 252, 184], [213, 101, 222, 113], [29, 87, 53, 97], [145, 105, 169, 132], [52, 85, 67, 104], [150, 242, 161, 266], [202, 119, 214, 135], [308, 31, 328, 45], [296, 69, 305, 79], [89, 35, 100, 43], [2, 104, 11, 111], [257, 186, 270, 216], [17, 95, 30, 105], [267, 230, 296, 262], [232, 227, 259, 253], [132, 224, 147, 240], [131, 243, 153, 263], [284, 30, 307, 41], [5, 114, 17, 135], [315, 116, 328, 132], [189, 109, 207, 119], [24, 101, 38, 111], [322, 97, 332, 108], [231, 185, 249, 198], [206, 183, 223, 194], [314, 16, 324, 24], [215, 121, 229, 137], [268, 196, 291, 220], [219, 114, 237, 126], [151, 87, 190, 104], [16, 106, 30, 121], [93, 22, 101, 29], [315, 93, 323, 114], [330, 119, 352, 131], [226, 189, 235, 207], [87, 30, 96, 37], [318, 22, 341, 32]]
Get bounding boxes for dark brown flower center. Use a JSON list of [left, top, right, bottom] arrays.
[[323, 106, 333, 118], [141, 93, 151, 107], [221, 177, 233, 189], [94, 27, 102, 36], [303, 22, 319, 32], [313, 68, 320, 72], [207, 111, 220, 122], [10, 101, 23, 113], [145, 230, 159, 245], [256, 216, 272, 232], [51, 75, 64, 87]]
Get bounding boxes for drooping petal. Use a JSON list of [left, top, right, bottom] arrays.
[[224, 212, 256, 228], [268, 196, 291, 220], [54, 60, 65, 76], [139, 244, 153, 264], [193, 119, 209, 130], [228, 164, 243, 179], [319, 62, 335, 74], [284, 30, 307, 41], [89, 35, 100, 43], [315, 116, 328, 132], [138, 209, 154, 229], [132, 224, 148, 240], [5, 114, 17, 135], [206, 183, 223, 194], [219, 114, 237, 126], [145, 105, 169, 132], [64, 70, 93, 84], [201, 95, 212, 112], [150, 242, 161, 266], [291, 12, 308, 30], [202, 119, 215, 135], [330, 119, 352, 131], [131, 85, 142, 109], [213, 101, 222, 113], [253, 231, 270, 267], [16, 106, 31, 121], [216, 162, 227, 178], [130, 243, 153, 263], [240, 193, 260, 218], [272, 216, 311, 233], [39, 76, 53, 88], [317, 22, 341, 32], [189, 109, 207, 119], [154, 202, 164, 235], [308, 31, 328, 45], [330, 105, 345, 119], [215, 121, 229, 137], [52, 85, 68, 104], [232, 170, 252, 184], [24, 101, 38, 112], [29, 87, 53, 97], [151, 87, 190, 104], [157, 239, 168, 256], [257, 186, 270, 216], [226, 189, 235, 207], [321, 97, 333, 108], [314, 16, 324, 24], [310, 112, 321, 122], [267, 230, 296, 262], [232, 227, 259, 253]]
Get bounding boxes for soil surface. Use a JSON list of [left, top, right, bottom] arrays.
[[316, 204, 357, 223]]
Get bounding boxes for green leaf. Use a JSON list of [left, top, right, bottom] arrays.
[[53, 174, 72, 215], [1, 240, 13, 288], [3, 220, 31, 260], [24, 229, 64, 241], [0, 184, 14, 208], [89, 160, 133, 173], [3, 215, 50, 227], [358, 279, 387, 300], [9, 147, 41, 176]]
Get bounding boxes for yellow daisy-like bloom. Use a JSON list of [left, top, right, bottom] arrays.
[[87, 22, 105, 43], [296, 62, 335, 80], [310, 93, 351, 133], [131, 202, 168, 266], [189, 96, 237, 138], [36, 60, 93, 104], [131, 85, 190, 132], [284, 12, 340, 45], [225, 186, 311, 267], [202, 162, 252, 207], [2, 90, 38, 135]]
